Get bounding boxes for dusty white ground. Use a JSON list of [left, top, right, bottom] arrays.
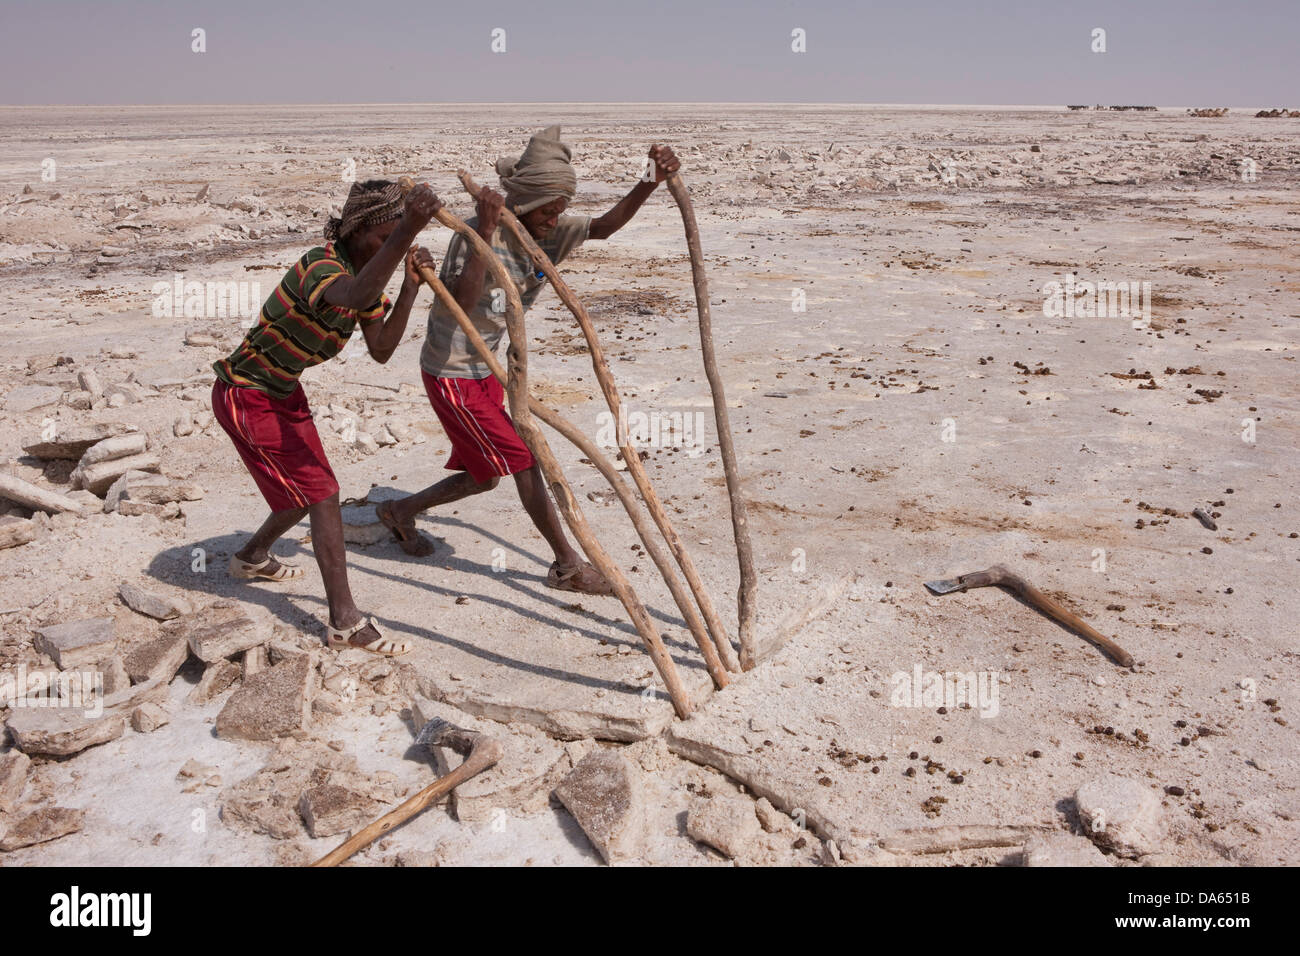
[[0, 104, 1297, 866]]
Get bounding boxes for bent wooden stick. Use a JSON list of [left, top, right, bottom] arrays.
[[416, 263, 729, 691], [409, 189, 693, 717], [927, 565, 1135, 667], [665, 172, 758, 670], [458, 171, 740, 675]]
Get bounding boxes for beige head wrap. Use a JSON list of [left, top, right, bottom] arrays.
[[496, 125, 578, 215]]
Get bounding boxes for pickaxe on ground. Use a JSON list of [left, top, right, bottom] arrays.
[[924, 564, 1134, 667], [310, 718, 503, 867]]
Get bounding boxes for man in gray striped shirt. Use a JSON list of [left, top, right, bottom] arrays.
[[378, 127, 681, 596]]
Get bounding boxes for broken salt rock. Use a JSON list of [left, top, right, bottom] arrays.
[[131, 702, 170, 733], [215, 653, 317, 741], [0, 751, 31, 811], [33, 617, 116, 670], [73, 453, 161, 496], [119, 581, 192, 621], [686, 795, 761, 860], [1075, 776, 1163, 859], [553, 750, 645, 865], [0, 807, 84, 851], [123, 635, 189, 687]]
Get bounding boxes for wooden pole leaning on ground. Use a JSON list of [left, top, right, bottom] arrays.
[[413, 263, 730, 691], [399, 180, 693, 717], [664, 172, 759, 670], [458, 171, 740, 675]]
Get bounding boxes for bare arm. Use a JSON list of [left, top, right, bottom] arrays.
[[360, 247, 435, 364], [589, 145, 680, 241], [451, 187, 504, 314], [324, 183, 442, 311]]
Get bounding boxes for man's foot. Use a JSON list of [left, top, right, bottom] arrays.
[[376, 500, 436, 557], [230, 553, 304, 581], [546, 560, 614, 596], [326, 615, 411, 656]]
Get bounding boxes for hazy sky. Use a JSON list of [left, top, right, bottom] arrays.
[[1, 0, 1295, 105]]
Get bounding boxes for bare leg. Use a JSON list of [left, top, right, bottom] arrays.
[[308, 492, 380, 646], [236, 505, 308, 574], [381, 471, 499, 558], [389, 470, 498, 524], [513, 464, 582, 566]]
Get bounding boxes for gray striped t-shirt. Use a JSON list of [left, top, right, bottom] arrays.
[[420, 214, 591, 380]]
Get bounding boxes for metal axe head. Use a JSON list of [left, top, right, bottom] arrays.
[[414, 717, 481, 758], [924, 577, 966, 596]]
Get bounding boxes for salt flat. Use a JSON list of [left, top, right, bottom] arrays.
[[0, 104, 1296, 866]]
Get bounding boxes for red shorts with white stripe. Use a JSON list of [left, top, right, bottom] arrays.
[[422, 371, 534, 482], [211, 379, 339, 512]]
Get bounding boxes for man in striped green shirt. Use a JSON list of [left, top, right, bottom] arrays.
[[212, 179, 442, 656], [214, 241, 391, 398]]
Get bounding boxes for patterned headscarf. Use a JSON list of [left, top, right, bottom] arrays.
[[324, 179, 405, 241], [496, 125, 578, 215]]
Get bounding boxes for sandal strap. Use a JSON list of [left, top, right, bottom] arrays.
[[327, 616, 378, 641], [555, 562, 597, 583]]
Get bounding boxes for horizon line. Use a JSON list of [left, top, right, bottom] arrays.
[[0, 101, 1266, 111]]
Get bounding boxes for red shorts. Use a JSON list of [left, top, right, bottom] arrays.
[[422, 371, 534, 482], [211, 379, 339, 512]]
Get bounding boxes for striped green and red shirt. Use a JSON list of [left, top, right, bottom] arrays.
[[214, 242, 390, 399]]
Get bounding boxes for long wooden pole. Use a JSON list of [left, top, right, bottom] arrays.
[[665, 172, 759, 670], [415, 264, 730, 691], [458, 171, 740, 675], [413, 192, 694, 718]]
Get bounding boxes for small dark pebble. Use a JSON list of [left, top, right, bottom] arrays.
[[1166, 785, 1186, 796], [933, 736, 943, 744], [1030, 750, 1042, 758]]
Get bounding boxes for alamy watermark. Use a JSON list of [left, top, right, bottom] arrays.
[[595, 406, 709, 457], [152, 274, 261, 324], [0, 665, 104, 717], [1042, 273, 1151, 329], [890, 664, 1000, 718]]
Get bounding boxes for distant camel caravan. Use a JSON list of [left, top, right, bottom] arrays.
[[1187, 107, 1229, 117], [1256, 108, 1300, 118]]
